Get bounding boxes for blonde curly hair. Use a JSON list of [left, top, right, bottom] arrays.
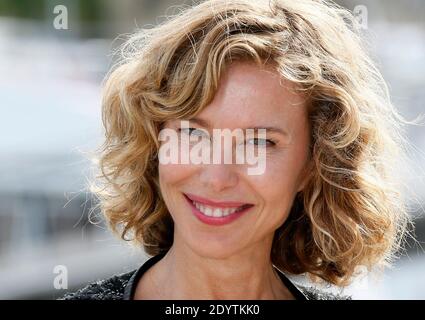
[[92, 0, 415, 286]]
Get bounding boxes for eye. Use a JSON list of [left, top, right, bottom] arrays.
[[246, 138, 276, 147], [178, 127, 209, 138]]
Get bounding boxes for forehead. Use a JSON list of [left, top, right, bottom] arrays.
[[197, 61, 307, 128]]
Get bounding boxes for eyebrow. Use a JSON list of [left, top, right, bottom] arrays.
[[184, 117, 289, 137]]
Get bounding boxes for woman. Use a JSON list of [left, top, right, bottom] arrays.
[[61, 0, 412, 300]]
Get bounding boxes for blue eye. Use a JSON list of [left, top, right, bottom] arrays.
[[246, 138, 276, 147]]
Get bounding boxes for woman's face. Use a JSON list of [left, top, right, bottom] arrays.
[[158, 61, 311, 259]]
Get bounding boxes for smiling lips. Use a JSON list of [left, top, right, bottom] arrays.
[[184, 193, 254, 225]]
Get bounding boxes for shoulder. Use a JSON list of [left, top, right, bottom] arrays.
[[58, 270, 136, 300], [297, 284, 352, 300]]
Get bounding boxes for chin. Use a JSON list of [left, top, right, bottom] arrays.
[[180, 229, 245, 260]]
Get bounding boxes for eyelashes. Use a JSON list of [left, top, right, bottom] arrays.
[[177, 127, 277, 147], [246, 137, 276, 147], [178, 127, 208, 138]]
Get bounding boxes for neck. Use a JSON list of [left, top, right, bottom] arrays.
[[150, 234, 294, 300]]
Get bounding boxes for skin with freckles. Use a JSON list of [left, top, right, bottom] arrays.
[[134, 61, 312, 300]]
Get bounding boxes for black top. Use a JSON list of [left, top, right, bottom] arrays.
[[122, 251, 308, 300], [59, 253, 352, 300]]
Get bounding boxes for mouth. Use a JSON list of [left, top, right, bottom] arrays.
[[183, 193, 254, 226]]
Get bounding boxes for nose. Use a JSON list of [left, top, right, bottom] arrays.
[[198, 164, 239, 193]]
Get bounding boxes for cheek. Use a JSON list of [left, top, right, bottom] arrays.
[[158, 164, 195, 221], [158, 163, 200, 212], [255, 155, 299, 191], [159, 163, 194, 186], [248, 149, 307, 212], [158, 164, 188, 209]]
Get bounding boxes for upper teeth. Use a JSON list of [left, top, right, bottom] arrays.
[[192, 201, 243, 217]]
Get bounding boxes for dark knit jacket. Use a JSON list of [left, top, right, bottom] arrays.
[[59, 250, 350, 300], [59, 269, 351, 300], [59, 253, 351, 300]]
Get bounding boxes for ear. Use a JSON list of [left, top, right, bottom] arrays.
[[296, 159, 313, 192]]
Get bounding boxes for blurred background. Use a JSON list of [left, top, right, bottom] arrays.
[[0, 0, 424, 299]]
